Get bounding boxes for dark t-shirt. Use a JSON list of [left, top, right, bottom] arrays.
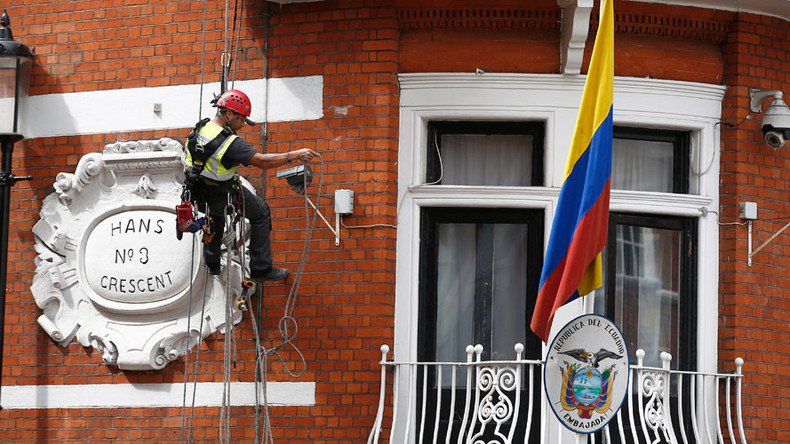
[[220, 136, 257, 170]]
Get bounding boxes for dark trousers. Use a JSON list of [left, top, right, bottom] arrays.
[[194, 183, 273, 274]]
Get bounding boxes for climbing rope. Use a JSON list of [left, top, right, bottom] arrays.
[[181, 0, 251, 442], [177, 157, 321, 444], [184, 266, 211, 444], [180, 231, 198, 444], [252, 155, 324, 443], [230, 0, 244, 90], [219, 203, 237, 444], [223, 0, 230, 87], [180, 2, 321, 440], [197, 0, 208, 121], [179, 197, 215, 444]]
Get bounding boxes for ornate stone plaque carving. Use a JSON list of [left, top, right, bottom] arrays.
[[31, 138, 244, 370]]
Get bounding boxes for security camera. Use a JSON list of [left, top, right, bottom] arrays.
[[750, 89, 790, 149], [276, 164, 313, 194], [761, 100, 790, 149], [763, 127, 789, 150]]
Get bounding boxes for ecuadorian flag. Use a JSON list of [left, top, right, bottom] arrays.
[[530, 0, 614, 343]]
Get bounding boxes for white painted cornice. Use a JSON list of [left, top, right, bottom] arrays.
[[399, 73, 726, 102]]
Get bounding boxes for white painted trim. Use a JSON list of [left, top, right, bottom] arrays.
[[22, 76, 324, 139], [0, 381, 316, 410]]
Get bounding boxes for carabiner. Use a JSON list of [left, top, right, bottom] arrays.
[[224, 203, 236, 219]]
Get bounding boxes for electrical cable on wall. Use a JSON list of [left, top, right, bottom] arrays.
[[699, 208, 749, 226], [396, 130, 445, 218], [716, 113, 752, 129], [697, 111, 753, 178]]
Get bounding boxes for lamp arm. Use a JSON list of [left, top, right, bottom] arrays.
[[0, 172, 31, 187]]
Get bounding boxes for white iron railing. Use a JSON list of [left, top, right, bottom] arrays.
[[368, 344, 747, 444]]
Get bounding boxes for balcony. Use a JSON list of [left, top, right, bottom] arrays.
[[368, 344, 747, 444]]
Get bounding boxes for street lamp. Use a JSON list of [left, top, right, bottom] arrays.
[[0, 10, 34, 404]]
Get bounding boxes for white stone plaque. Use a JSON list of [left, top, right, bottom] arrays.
[[83, 209, 192, 307], [31, 138, 244, 370]]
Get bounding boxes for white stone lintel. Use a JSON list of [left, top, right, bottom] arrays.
[[23, 76, 324, 139]]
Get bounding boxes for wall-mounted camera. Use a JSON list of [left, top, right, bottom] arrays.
[[276, 164, 313, 194], [750, 89, 790, 150]]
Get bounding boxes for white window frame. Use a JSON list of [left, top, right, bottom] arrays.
[[395, 72, 724, 372]]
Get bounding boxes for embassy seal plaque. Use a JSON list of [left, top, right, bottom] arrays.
[[544, 314, 629, 434], [31, 139, 245, 370]]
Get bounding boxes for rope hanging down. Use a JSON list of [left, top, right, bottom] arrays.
[[180, 1, 322, 442], [183, 1, 247, 441], [177, 157, 322, 444], [251, 154, 324, 443]]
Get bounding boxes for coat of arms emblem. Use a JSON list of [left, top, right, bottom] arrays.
[[544, 314, 629, 433], [559, 348, 622, 418]]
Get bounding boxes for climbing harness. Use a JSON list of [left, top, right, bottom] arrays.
[[176, 115, 239, 243]]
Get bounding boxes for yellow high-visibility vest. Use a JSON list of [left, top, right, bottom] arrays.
[[183, 121, 239, 182]]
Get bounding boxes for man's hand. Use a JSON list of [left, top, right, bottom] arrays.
[[288, 148, 318, 163], [250, 148, 320, 170]]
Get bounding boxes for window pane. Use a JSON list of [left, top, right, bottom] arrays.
[[441, 134, 533, 186], [435, 221, 530, 388], [436, 223, 476, 363], [596, 224, 681, 368], [435, 222, 530, 363], [491, 224, 528, 360], [612, 138, 674, 193]]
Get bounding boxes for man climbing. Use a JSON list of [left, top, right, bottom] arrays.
[[182, 89, 317, 281]]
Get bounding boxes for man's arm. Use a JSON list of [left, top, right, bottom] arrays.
[[248, 148, 318, 170]]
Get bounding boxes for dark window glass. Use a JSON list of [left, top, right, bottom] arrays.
[[427, 122, 544, 186], [612, 127, 690, 194], [594, 214, 697, 371], [418, 207, 544, 443]]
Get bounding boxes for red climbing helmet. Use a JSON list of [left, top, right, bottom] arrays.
[[215, 89, 256, 125]]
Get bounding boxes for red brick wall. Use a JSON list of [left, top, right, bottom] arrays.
[[719, 13, 790, 444], [2, 0, 400, 442], [1, 1, 787, 443]]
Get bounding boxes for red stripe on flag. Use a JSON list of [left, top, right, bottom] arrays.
[[530, 182, 611, 342]]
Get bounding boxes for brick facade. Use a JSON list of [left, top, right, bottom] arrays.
[[0, 0, 787, 442], [719, 12, 790, 444]]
